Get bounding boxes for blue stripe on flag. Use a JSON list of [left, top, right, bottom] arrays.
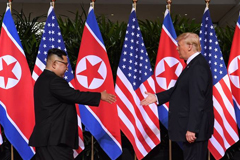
[[86, 9, 105, 46], [238, 16, 240, 25], [3, 9, 23, 49], [163, 12, 177, 40], [0, 103, 34, 160], [158, 105, 168, 129], [79, 104, 121, 160], [233, 100, 240, 129]]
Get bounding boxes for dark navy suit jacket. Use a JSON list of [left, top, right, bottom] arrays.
[[157, 54, 214, 142]]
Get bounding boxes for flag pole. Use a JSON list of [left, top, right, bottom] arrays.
[[166, 0, 172, 14], [8, 1, 14, 159], [133, 2, 138, 159], [133, 0, 137, 12], [89, 1, 96, 159], [166, 1, 173, 159], [205, 0, 210, 8], [91, 136, 94, 160], [7, 0, 14, 158], [204, 1, 211, 159], [7, 0, 12, 12], [133, 1, 138, 159], [90, 0, 95, 9], [50, 0, 56, 8]]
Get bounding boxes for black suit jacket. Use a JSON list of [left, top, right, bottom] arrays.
[[29, 69, 101, 149], [157, 54, 214, 142]]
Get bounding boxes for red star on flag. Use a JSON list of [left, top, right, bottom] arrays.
[[157, 60, 179, 88], [77, 58, 104, 87], [0, 59, 18, 87]]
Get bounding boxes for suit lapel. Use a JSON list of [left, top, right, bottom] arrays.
[[173, 54, 201, 87]]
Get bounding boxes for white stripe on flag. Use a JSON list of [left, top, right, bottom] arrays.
[[117, 105, 148, 156], [209, 135, 225, 157], [213, 95, 239, 143], [2, 24, 25, 56], [0, 101, 35, 153], [84, 105, 122, 149], [115, 83, 156, 148]]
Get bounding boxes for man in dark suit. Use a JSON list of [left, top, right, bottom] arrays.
[[141, 33, 214, 160], [29, 48, 116, 160]]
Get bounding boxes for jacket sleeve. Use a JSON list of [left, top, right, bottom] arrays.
[[187, 65, 210, 133], [156, 87, 174, 105], [49, 76, 101, 106]]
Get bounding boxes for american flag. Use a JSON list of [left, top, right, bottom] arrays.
[[154, 8, 185, 129], [227, 14, 240, 129], [115, 8, 160, 160], [199, 7, 239, 160], [32, 5, 84, 157]]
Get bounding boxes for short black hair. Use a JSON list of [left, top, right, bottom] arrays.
[[47, 48, 67, 60]]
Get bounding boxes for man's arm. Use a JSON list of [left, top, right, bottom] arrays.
[[50, 77, 115, 106], [140, 87, 174, 106]]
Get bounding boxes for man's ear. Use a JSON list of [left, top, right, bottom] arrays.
[[188, 44, 193, 51], [52, 60, 56, 69]]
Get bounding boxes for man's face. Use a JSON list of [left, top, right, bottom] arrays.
[[54, 55, 68, 78], [176, 40, 189, 60]]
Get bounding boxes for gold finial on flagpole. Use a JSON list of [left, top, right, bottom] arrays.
[[90, 0, 96, 9], [133, 0, 138, 12], [7, 0, 13, 12], [166, 0, 172, 13], [205, 0, 210, 8], [50, 0, 56, 8]]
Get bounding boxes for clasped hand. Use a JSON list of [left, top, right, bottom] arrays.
[[186, 131, 196, 143]]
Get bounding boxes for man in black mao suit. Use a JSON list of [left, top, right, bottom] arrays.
[[29, 48, 116, 160], [141, 33, 214, 160]]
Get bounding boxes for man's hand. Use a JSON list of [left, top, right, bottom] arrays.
[[101, 90, 116, 104], [140, 92, 157, 106], [186, 131, 196, 143]]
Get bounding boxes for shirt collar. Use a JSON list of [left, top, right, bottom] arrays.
[[186, 52, 200, 64]]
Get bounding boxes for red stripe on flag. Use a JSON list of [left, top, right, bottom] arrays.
[[134, 89, 161, 144], [116, 77, 152, 152], [33, 65, 42, 79], [212, 127, 225, 150], [117, 94, 152, 153], [118, 115, 144, 159], [208, 139, 223, 160], [213, 104, 236, 146], [214, 84, 238, 134]]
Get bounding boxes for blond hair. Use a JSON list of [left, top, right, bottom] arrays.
[[176, 32, 201, 52]]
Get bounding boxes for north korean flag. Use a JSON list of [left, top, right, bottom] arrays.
[[74, 6, 122, 160], [0, 6, 35, 160], [154, 8, 185, 129], [228, 14, 240, 129]]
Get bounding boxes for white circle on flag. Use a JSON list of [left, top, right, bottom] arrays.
[[155, 57, 183, 90], [228, 55, 240, 88], [76, 55, 107, 89], [0, 55, 21, 89]]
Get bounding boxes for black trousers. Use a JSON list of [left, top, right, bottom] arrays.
[[182, 140, 208, 160], [35, 144, 73, 160]]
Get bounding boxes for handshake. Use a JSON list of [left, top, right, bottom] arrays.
[[100, 91, 156, 105]]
